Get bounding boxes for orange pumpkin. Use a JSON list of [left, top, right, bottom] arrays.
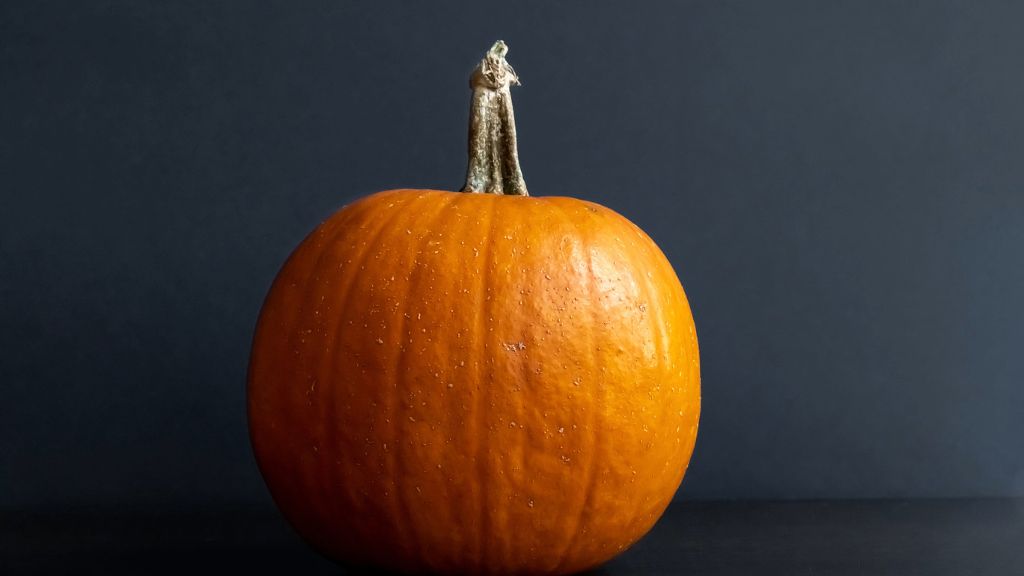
[[248, 42, 700, 575]]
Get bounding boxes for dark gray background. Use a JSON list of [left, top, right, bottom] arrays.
[[2, 1, 1022, 511]]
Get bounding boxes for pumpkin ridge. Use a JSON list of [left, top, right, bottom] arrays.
[[316, 228, 366, 553], [424, 192, 485, 569], [278, 213, 354, 406], [636, 219, 697, 498], [549, 200, 602, 573], [505, 199, 536, 565], [494, 198, 531, 570], [311, 211, 371, 551], [391, 192, 461, 570], [370, 194, 436, 566], [473, 195, 500, 573], [631, 214, 674, 541], [432, 193, 488, 570], [250, 207, 348, 422], [253, 203, 363, 555], [339, 193, 421, 565], [294, 210, 367, 542]]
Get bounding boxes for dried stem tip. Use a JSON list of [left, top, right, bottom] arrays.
[[462, 40, 529, 196], [472, 40, 520, 90]]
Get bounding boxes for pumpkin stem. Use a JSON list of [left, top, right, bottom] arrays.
[[461, 41, 529, 196]]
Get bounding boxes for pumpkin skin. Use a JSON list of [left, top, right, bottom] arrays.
[[248, 188, 700, 575]]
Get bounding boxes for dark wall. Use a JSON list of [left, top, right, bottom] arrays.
[[3, 1, 1022, 510]]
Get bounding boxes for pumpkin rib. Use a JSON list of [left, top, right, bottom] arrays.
[[490, 199, 513, 571], [334, 193, 417, 565], [608, 211, 696, 516], [540, 199, 585, 573], [473, 194, 499, 573], [578, 203, 608, 571], [639, 225, 695, 498], [499, 197, 537, 570], [626, 212, 670, 477], [429, 192, 483, 570], [634, 214, 699, 539], [292, 212, 364, 545], [274, 215, 350, 435], [384, 194, 431, 570], [313, 205, 391, 550], [252, 204, 361, 555], [549, 199, 602, 574], [391, 192, 461, 571], [636, 228, 673, 522], [310, 215, 362, 551], [516, 199, 548, 569], [299, 198, 361, 558], [316, 235, 363, 555], [528, 198, 577, 569], [636, 215, 692, 548], [363, 193, 429, 566], [435, 193, 486, 570]]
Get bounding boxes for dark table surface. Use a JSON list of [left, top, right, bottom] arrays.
[[4, 499, 1022, 575]]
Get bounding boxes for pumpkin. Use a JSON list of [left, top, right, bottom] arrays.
[[248, 42, 700, 575]]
